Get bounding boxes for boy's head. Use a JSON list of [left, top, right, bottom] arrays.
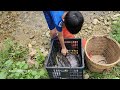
[[63, 11, 84, 34]]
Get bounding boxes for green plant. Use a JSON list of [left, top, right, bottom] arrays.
[[0, 38, 49, 79], [85, 65, 120, 79], [110, 16, 120, 43]]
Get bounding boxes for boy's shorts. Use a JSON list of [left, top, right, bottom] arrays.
[[43, 11, 55, 30], [43, 11, 64, 32]]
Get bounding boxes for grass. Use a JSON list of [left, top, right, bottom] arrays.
[[85, 65, 120, 79], [0, 38, 49, 79], [110, 16, 120, 43], [85, 16, 120, 79]]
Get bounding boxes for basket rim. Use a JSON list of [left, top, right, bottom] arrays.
[[85, 35, 120, 66]]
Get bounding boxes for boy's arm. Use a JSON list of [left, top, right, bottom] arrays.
[[58, 31, 68, 56], [50, 11, 68, 55]]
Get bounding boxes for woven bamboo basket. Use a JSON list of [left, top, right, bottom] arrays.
[[85, 35, 120, 73]]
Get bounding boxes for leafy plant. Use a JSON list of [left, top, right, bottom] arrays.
[[85, 65, 120, 79], [110, 16, 120, 43], [0, 38, 49, 79]]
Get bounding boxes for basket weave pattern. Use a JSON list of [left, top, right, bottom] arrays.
[[85, 36, 120, 72]]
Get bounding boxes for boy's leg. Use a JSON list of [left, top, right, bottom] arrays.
[[43, 11, 57, 42], [50, 28, 57, 39], [50, 28, 58, 44]]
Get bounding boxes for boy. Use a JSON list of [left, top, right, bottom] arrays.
[[43, 11, 84, 56]]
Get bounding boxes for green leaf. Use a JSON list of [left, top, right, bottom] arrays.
[[0, 72, 7, 79], [7, 74, 14, 79], [26, 75, 31, 79], [17, 61, 26, 69], [16, 61, 21, 66], [19, 63, 23, 68], [112, 77, 119, 79], [34, 75, 40, 79], [21, 61, 26, 65], [39, 68, 47, 77], [4, 60, 13, 67], [20, 77, 24, 79], [16, 69, 24, 73], [23, 64, 28, 69], [15, 72, 20, 77], [31, 71, 37, 76], [35, 62, 39, 69]]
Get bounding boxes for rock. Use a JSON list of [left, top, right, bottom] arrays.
[[41, 32, 46, 37], [29, 34, 35, 39], [99, 17, 104, 21], [111, 14, 120, 20], [0, 12, 3, 16], [83, 23, 87, 27], [107, 27, 111, 33], [28, 43, 32, 48], [113, 14, 120, 18], [84, 29, 89, 33], [23, 29, 28, 34], [84, 73, 90, 79], [45, 44, 50, 49], [46, 31, 50, 37], [0, 24, 4, 29], [93, 19, 99, 25], [87, 25, 92, 30], [31, 40, 36, 45], [11, 12, 18, 16], [106, 17, 111, 21], [43, 40, 48, 45], [29, 49, 36, 57], [82, 24, 88, 29], [43, 32, 46, 35], [108, 11, 111, 14], [40, 48, 45, 53], [42, 34, 45, 37], [104, 20, 109, 25], [43, 51, 48, 56]]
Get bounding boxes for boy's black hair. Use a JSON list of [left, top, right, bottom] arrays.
[[64, 11, 84, 34]]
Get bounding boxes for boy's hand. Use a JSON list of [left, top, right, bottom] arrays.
[[61, 48, 68, 56]]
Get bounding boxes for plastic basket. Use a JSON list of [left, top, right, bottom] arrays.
[[45, 38, 84, 79]]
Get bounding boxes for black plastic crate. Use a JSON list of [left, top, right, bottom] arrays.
[[45, 38, 84, 79]]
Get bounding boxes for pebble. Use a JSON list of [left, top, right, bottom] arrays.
[[84, 73, 90, 79], [93, 19, 99, 25]]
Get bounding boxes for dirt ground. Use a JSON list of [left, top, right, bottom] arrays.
[[0, 11, 120, 56]]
